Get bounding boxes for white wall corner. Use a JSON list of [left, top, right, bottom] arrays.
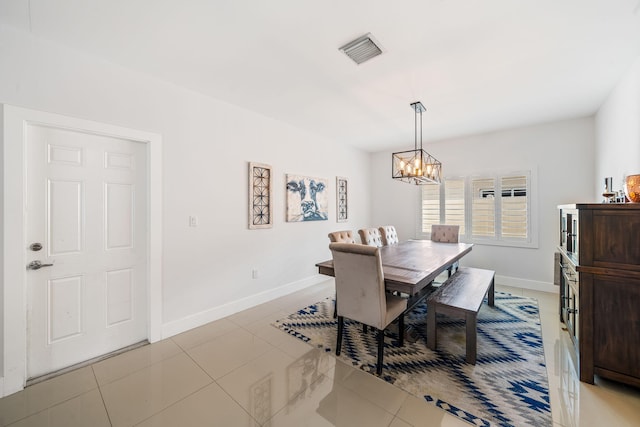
[[161, 274, 330, 339]]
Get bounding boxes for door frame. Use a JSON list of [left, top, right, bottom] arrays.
[[1, 104, 163, 397]]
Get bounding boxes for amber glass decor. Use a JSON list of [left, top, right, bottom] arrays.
[[624, 174, 640, 203]]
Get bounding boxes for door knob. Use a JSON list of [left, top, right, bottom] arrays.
[[26, 260, 54, 270]]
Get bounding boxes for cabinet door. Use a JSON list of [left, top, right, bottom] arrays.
[[592, 275, 640, 379]]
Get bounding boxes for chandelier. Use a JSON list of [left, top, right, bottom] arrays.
[[391, 101, 442, 185]]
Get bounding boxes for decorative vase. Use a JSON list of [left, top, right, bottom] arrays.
[[624, 174, 640, 203]]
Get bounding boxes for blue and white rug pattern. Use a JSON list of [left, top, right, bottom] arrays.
[[274, 292, 551, 427]]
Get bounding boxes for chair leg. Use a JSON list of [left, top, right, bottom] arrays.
[[376, 328, 384, 375], [398, 314, 404, 347], [333, 294, 337, 318], [336, 316, 344, 356]]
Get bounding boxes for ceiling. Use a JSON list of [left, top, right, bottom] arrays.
[[2, 0, 640, 152]]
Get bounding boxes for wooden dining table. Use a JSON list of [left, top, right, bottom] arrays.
[[316, 239, 473, 309]]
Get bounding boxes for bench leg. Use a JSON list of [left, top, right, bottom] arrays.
[[466, 312, 477, 364], [427, 301, 437, 350], [488, 277, 495, 307]]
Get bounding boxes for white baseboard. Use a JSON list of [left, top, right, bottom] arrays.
[[0, 376, 4, 398], [161, 274, 327, 339], [495, 274, 558, 294]]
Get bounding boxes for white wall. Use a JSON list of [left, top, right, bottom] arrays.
[[595, 55, 640, 197], [0, 25, 371, 383], [371, 117, 595, 291]]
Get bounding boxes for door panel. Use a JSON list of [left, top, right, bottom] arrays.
[[47, 275, 83, 343], [48, 180, 83, 255], [26, 124, 148, 379], [106, 268, 134, 326]]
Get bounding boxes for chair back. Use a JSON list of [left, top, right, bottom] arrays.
[[431, 224, 460, 243], [378, 225, 399, 246], [328, 230, 356, 244], [358, 228, 383, 247], [329, 243, 386, 329]]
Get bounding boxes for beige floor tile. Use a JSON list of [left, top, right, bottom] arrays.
[[243, 310, 290, 334], [523, 289, 559, 314], [330, 360, 408, 415], [539, 309, 564, 345], [6, 389, 109, 427], [92, 339, 183, 386], [247, 321, 295, 347], [135, 383, 255, 427], [0, 367, 96, 426], [267, 373, 395, 427], [395, 394, 470, 427], [389, 417, 413, 427], [170, 318, 239, 350], [271, 333, 322, 359], [99, 352, 212, 427], [227, 302, 284, 327], [216, 348, 296, 425], [186, 328, 271, 379]]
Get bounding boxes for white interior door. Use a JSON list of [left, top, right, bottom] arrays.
[[25, 124, 148, 379]]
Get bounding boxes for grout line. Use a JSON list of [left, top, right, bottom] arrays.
[[92, 366, 114, 427]]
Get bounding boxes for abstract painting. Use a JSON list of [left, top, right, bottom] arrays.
[[249, 162, 273, 229], [336, 176, 348, 222], [286, 174, 328, 222]]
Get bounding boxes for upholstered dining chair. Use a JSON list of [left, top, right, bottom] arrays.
[[358, 228, 383, 247], [431, 224, 460, 277], [378, 225, 399, 246], [328, 230, 357, 244], [431, 224, 460, 243], [327, 230, 357, 318], [329, 242, 407, 375]]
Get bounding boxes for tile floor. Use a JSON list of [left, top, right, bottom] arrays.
[[1, 280, 640, 426]]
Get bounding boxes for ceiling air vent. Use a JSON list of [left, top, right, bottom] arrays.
[[339, 33, 383, 65]]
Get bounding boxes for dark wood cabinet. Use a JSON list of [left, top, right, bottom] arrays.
[[558, 203, 640, 387]]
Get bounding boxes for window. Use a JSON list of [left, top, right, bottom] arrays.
[[444, 179, 465, 235], [471, 178, 495, 238], [420, 172, 533, 247], [420, 183, 440, 233], [500, 175, 528, 239], [420, 178, 465, 234]]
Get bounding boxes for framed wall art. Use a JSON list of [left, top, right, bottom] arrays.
[[286, 174, 328, 222], [336, 176, 348, 222], [248, 162, 273, 229]]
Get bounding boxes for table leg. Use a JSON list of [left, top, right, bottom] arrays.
[[427, 301, 436, 350], [488, 277, 495, 307], [466, 312, 477, 364]]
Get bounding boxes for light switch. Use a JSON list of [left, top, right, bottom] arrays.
[[189, 216, 198, 227]]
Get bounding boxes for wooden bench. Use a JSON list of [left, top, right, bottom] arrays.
[[426, 267, 495, 364]]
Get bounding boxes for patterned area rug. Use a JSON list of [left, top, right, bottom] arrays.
[[273, 292, 551, 427]]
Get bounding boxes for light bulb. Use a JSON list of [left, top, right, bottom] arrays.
[[399, 160, 405, 169], [414, 158, 420, 168]]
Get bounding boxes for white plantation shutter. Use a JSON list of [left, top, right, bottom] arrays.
[[444, 179, 465, 235], [501, 175, 528, 239], [421, 184, 440, 233], [419, 171, 533, 247], [472, 178, 495, 238]]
